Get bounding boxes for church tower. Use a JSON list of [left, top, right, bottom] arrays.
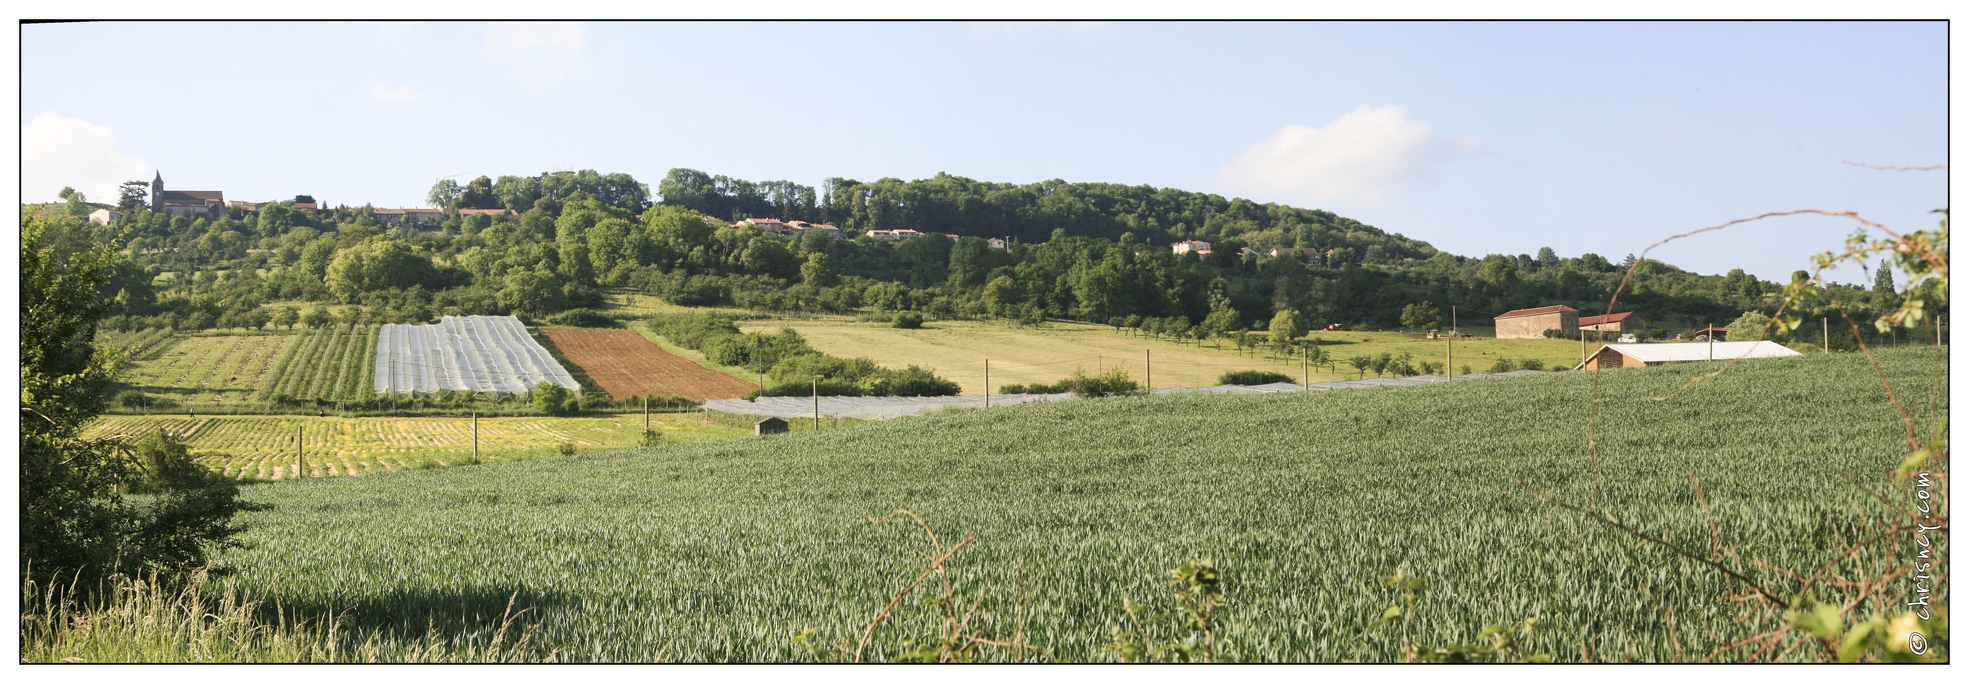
[[150, 171, 164, 212]]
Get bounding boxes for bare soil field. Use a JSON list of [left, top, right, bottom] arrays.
[[543, 327, 758, 400]]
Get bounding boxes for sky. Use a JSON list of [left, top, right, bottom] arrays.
[[20, 20, 1947, 283]]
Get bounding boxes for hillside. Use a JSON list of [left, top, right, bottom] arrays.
[[214, 348, 1943, 662]]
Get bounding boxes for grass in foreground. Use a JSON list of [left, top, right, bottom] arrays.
[[195, 348, 1942, 661]]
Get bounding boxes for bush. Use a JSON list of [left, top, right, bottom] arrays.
[[544, 308, 616, 328], [1071, 366, 1140, 397], [1486, 358, 1518, 373], [891, 312, 924, 329], [1218, 370, 1294, 386], [1519, 358, 1547, 371], [532, 382, 578, 416]]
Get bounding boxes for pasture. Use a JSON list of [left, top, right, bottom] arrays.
[[733, 316, 1590, 394], [88, 413, 750, 480], [212, 348, 1943, 661]]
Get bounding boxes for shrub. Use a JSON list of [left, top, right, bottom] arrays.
[[891, 312, 924, 329], [544, 308, 616, 328], [1218, 370, 1293, 386], [1070, 366, 1140, 398], [1519, 358, 1547, 371], [1486, 358, 1518, 373], [531, 382, 578, 416]]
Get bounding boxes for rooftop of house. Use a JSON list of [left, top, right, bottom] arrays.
[[1578, 311, 1640, 326], [1495, 305, 1579, 319]]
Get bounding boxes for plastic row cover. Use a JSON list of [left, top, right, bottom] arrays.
[[374, 315, 580, 395]]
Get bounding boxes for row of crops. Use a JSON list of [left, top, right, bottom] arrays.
[[253, 325, 380, 404], [120, 333, 296, 402], [375, 315, 580, 395], [88, 414, 750, 480], [218, 348, 1945, 661], [99, 327, 177, 362]]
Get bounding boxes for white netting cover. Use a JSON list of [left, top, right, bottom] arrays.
[[706, 371, 1544, 420], [374, 315, 580, 395]]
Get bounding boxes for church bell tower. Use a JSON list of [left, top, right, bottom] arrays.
[[150, 171, 164, 212]]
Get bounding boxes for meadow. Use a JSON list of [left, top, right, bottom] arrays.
[[197, 348, 1942, 662], [88, 413, 750, 480], [733, 315, 1591, 394]]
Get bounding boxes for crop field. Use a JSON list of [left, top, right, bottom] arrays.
[[377, 316, 578, 395], [99, 327, 178, 362], [733, 316, 1590, 394], [254, 325, 379, 403], [212, 348, 1944, 661], [88, 413, 750, 480], [120, 333, 298, 405], [543, 327, 757, 400]]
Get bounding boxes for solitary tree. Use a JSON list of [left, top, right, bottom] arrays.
[[1400, 301, 1442, 331], [1348, 355, 1372, 379]]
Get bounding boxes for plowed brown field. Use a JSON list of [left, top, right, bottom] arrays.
[[543, 328, 757, 400]]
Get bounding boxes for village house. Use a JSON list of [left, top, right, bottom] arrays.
[[459, 208, 516, 218], [867, 229, 924, 240], [987, 238, 1008, 250], [1574, 340, 1801, 370], [372, 207, 445, 226], [741, 218, 799, 236], [1493, 305, 1578, 339], [149, 172, 224, 218], [88, 208, 123, 225], [1172, 240, 1211, 256], [1579, 311, 1648, 335]]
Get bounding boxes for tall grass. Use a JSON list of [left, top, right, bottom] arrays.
[[20, 569, 555, 663]]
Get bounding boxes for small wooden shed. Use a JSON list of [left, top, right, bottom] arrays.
[[754, 417, 789, 436]]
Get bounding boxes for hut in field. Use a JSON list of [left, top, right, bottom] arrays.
[[754, 417, 789, 436], [1579, 311, 1648, 335], [1573, 340, 1801, 370], [1494, 305, 1578, 339]]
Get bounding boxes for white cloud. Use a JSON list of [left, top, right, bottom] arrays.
[[365, 80, 423, 102], [21, 112, 150, 204], [1217, 105, 1475, 208], [485, 22, 586, 84]]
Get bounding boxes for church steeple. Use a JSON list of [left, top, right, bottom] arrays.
[[150, 172, 164, 212]]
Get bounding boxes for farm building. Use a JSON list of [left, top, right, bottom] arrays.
[[1494, 305, 1578, 339], [1578, 311, 1648, 334], [1172, 240, 1212, 255], [1574, 340, 1802, 370], [754, 417, 789, 436], [1691, 326, 1730, 341]]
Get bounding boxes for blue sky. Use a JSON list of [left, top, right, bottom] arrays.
[[22, 21, 1946, 283]]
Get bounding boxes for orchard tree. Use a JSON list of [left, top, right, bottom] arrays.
[[1400, 301, 1442, 331]]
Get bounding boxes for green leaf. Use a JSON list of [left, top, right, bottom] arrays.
[[1789, 602, 1844, 640]]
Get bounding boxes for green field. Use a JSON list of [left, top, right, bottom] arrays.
[[205, 348, 1942, 662], [730, 315, 1593, 394], [119, 332, 298, 406], [89, 413, 750, 480]]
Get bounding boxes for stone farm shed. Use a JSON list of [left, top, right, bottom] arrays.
[[754, 417, 788, 436], [1494, 305, 1578, 339], [1574, 340, 1801, 370], [1578, 311, 1648, 334]]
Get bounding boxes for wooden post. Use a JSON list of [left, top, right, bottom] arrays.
[[1446, 335, 1453, 381], [1301, 347, 1308, 389], [1708, 322, 1714, 361], [1823, 317, 1829, 353], [983, 359, 990, 408], [812, 377, 820, 431], [1144, 350, 1151, 391], [472, 411, 479, 465], [296, 425, 304, 480], [643, 395, 650, 433]]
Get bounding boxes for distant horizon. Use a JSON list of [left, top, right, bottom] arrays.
[[23, 21, 1945, 284]]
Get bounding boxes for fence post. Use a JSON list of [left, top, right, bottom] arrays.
[[296, 425, 304, 480], [984, 359, 990, 408], [472, 411, 479, 465], [1145, 349, 1151, 391], [1301, 347, 1308, 390], [812, 377, 820, 431], [1824, 317, 1829, 353], [1446, 334, 1453, 382]]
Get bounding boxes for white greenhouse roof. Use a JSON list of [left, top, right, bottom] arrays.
[[1599, 340, 1802, 364]]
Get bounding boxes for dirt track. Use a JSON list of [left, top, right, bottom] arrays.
[[543, 328, 757, 400]]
